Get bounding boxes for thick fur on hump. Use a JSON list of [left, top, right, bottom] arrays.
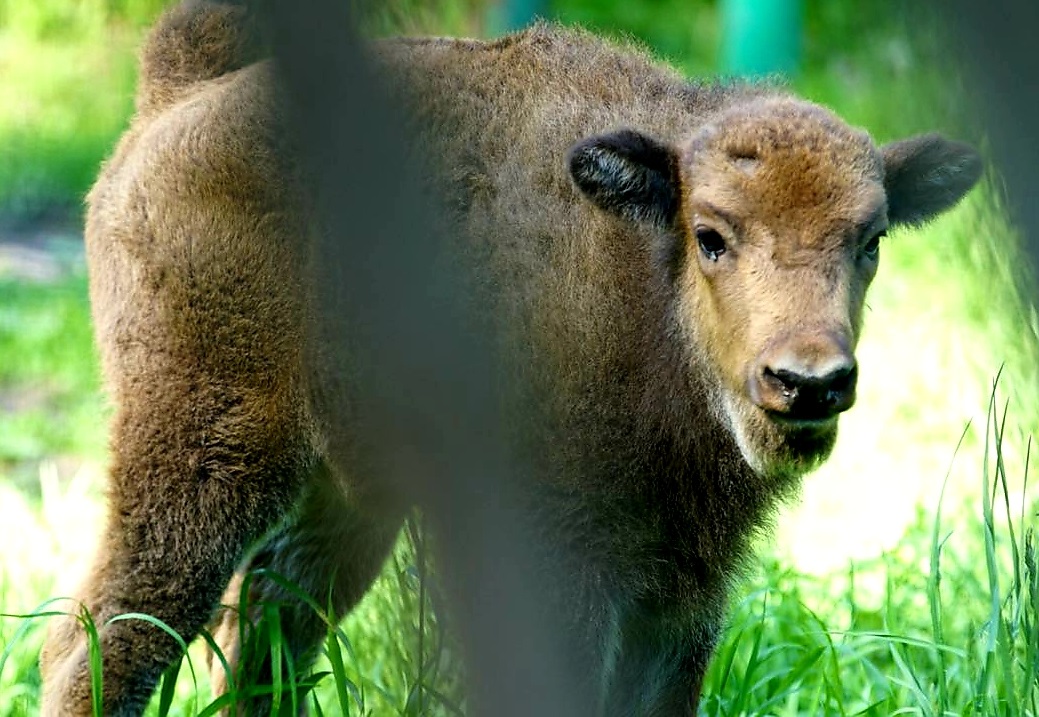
[[40, 3, 981, 716]]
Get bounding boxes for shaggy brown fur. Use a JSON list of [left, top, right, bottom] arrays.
[[40, 2, 982, 715]]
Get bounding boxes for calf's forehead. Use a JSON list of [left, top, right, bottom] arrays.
[[682, 99, 887, 248]]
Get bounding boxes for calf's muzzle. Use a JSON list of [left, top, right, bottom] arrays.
[[748, 332, 858, 423]]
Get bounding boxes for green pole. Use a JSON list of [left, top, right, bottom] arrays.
[[489, 0, 547, 33], [721, 0, 802, 77]]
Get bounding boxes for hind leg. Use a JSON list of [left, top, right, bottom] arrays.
[[209, 467, 403, 715], [40, 389, 310, 717]]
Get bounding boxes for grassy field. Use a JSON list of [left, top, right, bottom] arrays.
[[1, 0, 1037, 715]]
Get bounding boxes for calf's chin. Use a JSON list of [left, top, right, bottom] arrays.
[[722, 389, 840, 479]]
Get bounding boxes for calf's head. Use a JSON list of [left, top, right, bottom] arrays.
[[569, 98, 981, 478]]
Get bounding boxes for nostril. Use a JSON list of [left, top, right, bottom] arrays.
[[758, 360, 858, 417], [820, 363, 857, 407], [824, 363, 856, 390], [763, 367, 802, 397]]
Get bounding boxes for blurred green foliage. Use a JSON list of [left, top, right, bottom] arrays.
[[0, 0, 165, 39], [0, 269, 106, 480], [0, 0, 976, 224]]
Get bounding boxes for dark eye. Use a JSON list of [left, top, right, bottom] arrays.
[[862, 230, 885, 260], [696, 226, 726, 261]]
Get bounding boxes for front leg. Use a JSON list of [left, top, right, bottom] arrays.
[[600, 607, 720, 717]]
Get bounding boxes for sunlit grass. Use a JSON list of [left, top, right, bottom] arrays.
[[2, 436, 1035, 714], [0, 463, 104, 715], [783, 178, 1039, 572], [0, 486, 464, 716]]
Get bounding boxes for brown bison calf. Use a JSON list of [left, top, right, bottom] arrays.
[[40, 2, 981, 714]]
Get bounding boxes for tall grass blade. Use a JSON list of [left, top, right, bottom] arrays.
[[82, 606, 102, 717], [155, 655, 182, 717], [0, 599, 69, 681], [929, 421, 971, 714], [107, 612, 199, 713], [325, 623, 355, 716]]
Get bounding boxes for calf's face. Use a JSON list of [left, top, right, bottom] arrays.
[[569, 98, 981, 477]]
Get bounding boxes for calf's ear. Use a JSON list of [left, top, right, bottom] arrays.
[[567, 129, 680, 228], [882, 133, 983, 227]]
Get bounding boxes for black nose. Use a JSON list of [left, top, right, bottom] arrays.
[[760, 360, 858, 421]]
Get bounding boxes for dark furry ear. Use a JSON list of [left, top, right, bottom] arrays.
[[567, 129, 680, 227], [882, 133, 982, 227]]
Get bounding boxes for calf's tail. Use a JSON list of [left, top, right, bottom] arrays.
[[138, 1, 262, 113]]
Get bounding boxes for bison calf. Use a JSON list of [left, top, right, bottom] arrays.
[[40, 2, 982, 715]]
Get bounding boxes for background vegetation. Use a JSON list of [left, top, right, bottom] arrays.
[[0, 0, 1036, 715]]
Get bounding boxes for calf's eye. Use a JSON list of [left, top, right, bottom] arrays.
[[696, 226, 726, 261], [862, 230, 885, 260]]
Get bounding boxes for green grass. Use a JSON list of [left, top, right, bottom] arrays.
[[0, 26, 143, 221], [2, 441, 1035, 715], [0, 270, 106, 485], [703, 395, 1039, 716], [1, 0, 1038, 715]]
